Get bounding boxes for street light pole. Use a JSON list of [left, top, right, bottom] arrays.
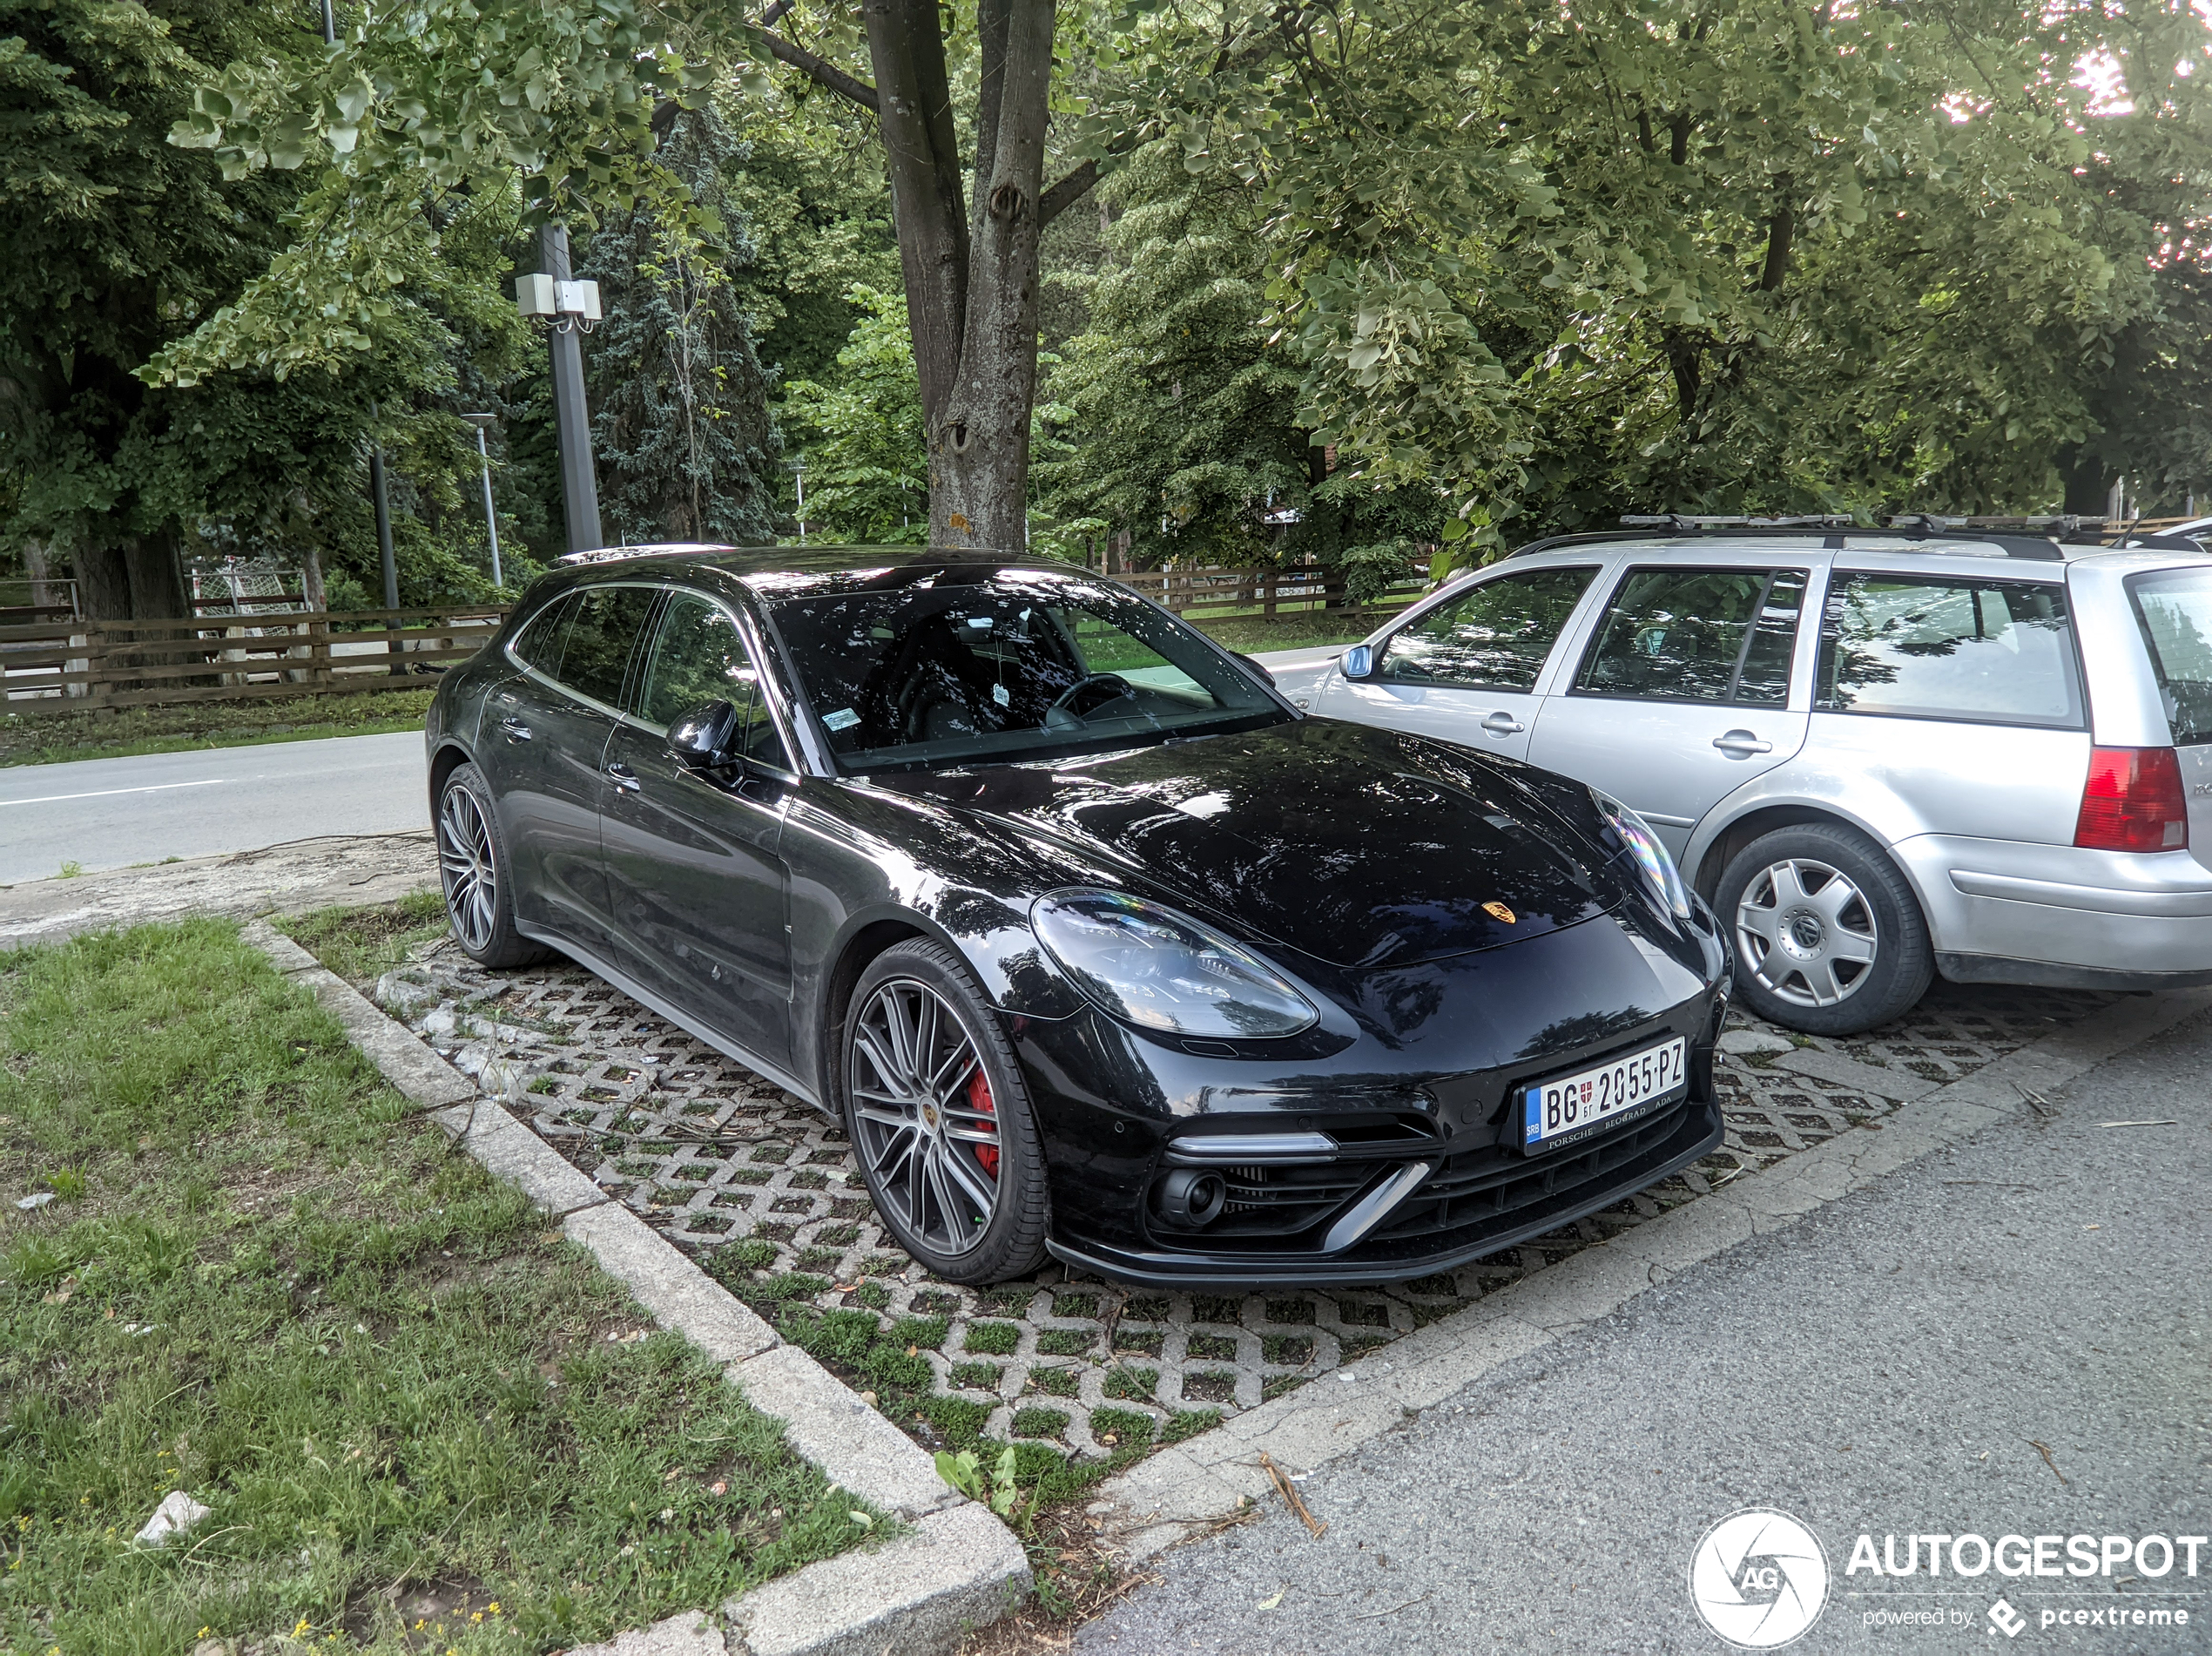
[[462, 414, 502, 588], [538, 225, 603, 554]]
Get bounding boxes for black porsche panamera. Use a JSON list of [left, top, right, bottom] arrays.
[[425, 544, 1730, 1286]]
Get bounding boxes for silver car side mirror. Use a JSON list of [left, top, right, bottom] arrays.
[[1342, 644, 1374, 679]]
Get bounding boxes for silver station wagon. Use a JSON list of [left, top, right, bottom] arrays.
[[1276, 519, 2212, 1034]]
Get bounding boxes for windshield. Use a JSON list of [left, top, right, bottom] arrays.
[[761, 566, 1288, 772]]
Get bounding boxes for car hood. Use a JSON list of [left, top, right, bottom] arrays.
[[876, 718, 1622, 970]]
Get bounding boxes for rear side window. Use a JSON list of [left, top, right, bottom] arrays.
[[509, 593, 575, 674], [2128, 568, 2212, 745], [1815, 575, 2081, 727], [553, 585, 659, 708], [1575, 567, 1808, 704], [1379, 565, 1595, 691]]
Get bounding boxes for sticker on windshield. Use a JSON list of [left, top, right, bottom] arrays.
[[822, 707, 860, 732], [992, 683, 1010, 706]]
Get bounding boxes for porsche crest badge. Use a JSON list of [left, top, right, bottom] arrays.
[[1481, 901, 1517, 924]]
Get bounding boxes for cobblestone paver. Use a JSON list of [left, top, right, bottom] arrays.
[[372, 944, 2114, 1460]]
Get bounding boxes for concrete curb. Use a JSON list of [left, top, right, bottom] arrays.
[[242, 921, 1030, 1656], [1091, 984, 2212, 1561]]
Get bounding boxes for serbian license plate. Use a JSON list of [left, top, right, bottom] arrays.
[[1522, 1037, 1688, 1153]]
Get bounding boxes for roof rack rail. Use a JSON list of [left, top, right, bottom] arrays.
[[1506, 516, 2074, 563], [554, 541, 735, 566]]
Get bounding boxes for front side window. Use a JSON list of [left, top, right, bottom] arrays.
[[637, 593, 792, 768], [1575, 568, 1809, 704], [1815, 575, 2081, 727], [556, 585, 659, 708], [2128, 568, 2212, 746], [1379, 565, 1596, 691], [763, 567, 1284, 773]]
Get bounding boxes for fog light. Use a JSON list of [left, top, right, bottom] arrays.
[[1152, 1169, 1226, 1228]]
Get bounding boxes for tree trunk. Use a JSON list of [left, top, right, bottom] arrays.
[[2056, 443, 2110, 515], [934, 0, 1052, 549], [74, 544, 132, 620]]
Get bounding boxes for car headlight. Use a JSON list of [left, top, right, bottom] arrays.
[[1591, 790, 1691, 919], [1031, 889, 1319, 1038]]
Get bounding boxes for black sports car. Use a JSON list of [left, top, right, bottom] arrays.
[[425, 545, 1730, 1286]]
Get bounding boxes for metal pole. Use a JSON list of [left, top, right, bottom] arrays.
[[368, 397, 401, 673], [473, 424, 502, 587], [320, 0, 334, 43], [539, 224, 603, 553], [794, 463, 806, 544]]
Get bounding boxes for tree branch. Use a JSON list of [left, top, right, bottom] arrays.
[[1037, 159, 1097, 227], [753, 10, 880, 112], [1759, 174, 1796, 290]]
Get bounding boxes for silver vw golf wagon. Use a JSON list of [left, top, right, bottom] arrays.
[[1276, 519, 2212, 1034]]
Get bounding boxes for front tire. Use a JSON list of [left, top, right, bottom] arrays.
[[435, 762, 553, 969], [841, 940, 1049, 1284], [1716, 821, 1932, 1036]]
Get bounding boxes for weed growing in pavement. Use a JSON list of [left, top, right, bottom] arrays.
[[0, 921, 880, 1655]]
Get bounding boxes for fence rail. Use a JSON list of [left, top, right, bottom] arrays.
[[1113, 564, 1427, 619], [0, 605, 509, 715]]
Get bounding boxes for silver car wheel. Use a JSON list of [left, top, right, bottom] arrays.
[[849, 977, 1002, 1256], [1735, 856, 1878, 1008], [437, 784, 498, 954]]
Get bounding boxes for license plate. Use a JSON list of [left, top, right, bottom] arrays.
[[1522, 1037, 1688, 1153]]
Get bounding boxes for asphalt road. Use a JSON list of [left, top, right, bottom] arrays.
[[1079, 1011, 2212, 1655], [0, 731, 429, 884]]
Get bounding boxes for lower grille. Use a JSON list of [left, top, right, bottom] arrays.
[[1378, 1101, 1690, 1240]]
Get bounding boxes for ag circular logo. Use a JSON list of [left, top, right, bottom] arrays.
[[1689, 1507, 1831, 1648]]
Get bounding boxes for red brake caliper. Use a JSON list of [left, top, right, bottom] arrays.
[[966, 1070, 999, 1179]]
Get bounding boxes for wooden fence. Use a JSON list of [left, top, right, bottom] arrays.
[[0, 605, 509, 715], [1112, 564, 1429, 620]]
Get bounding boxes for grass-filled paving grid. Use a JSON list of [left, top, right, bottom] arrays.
[[0, 921, 879, 1656], [338, 905, 2116, 1478]]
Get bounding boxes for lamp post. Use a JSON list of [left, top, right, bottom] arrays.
[[516, 234, 603, 553], [461, 413, 502, 588], [786, 458, 808, 544]]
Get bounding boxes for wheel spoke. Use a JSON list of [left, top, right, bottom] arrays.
[[1810, 871, 1864, 924], [847, 975, 1005, 1257]]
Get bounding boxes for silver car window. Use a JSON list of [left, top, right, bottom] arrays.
[[1379, 565, 1597, 690], [2126, 567, 2212, 746], [1815, 575, 2082, 727], [1574, 567, 1808, 705]]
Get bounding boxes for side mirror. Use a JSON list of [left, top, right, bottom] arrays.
[[1234, 652, 1275, 686], [1341, 643, 1374, 679], [668, 700, 740, 769]]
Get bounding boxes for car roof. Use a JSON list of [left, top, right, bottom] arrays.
[[553, 542, 1086, 593], [1503, 525, 2212, 569]]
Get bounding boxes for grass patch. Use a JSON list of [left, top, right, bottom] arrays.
[[0, 689, 439, 769], [275, 890, 452, 989], [0, 921, 878, 1655], [1186, 607, 1408, 656]]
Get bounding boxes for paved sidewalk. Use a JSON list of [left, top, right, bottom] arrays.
[[1076, 1008, 2212, 1654]]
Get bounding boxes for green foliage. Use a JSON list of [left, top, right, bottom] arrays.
[[779, 287, 930, 544], [583, 104, 782, 547], [933, 1444, 1021, 1517]]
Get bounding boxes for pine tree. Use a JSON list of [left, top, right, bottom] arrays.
[[582, 106, 781, 548]]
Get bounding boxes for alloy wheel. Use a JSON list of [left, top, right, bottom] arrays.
[[1735, 856, 1878, 1008], [848, 977, 1002, 1256], [437, 785, 498, 954]]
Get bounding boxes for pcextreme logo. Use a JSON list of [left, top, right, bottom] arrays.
[[1689, 1508, 1832, 1649]]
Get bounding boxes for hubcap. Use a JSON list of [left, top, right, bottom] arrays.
[[1736, 857, 1878, 1008], [848, 978, 1002, 1256], [437, 785, 498, 953]]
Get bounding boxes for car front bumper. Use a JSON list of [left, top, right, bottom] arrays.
[[1004, 903, 1730, 1287]]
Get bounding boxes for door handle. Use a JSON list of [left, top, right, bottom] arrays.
[[1480, 711, 1525, 736], [605, 761, 641, 793], [498, 715, 533, 741], [1713, 728, 1772, 757]]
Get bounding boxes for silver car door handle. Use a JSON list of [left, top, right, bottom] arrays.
[[1480, 711, 1525, 736], [498, 715, 533, 741], [605, 761, 641, 793], [1713, 728, 1772, 756]]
